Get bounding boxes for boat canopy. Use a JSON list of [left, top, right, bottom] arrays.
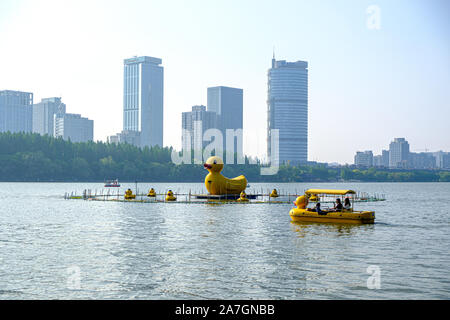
[[305, 189, 356, 196]]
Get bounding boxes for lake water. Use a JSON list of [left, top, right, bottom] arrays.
[[0, 182, 449, 299]]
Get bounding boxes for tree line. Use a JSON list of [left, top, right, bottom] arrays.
[[0, 132, 449, 182]]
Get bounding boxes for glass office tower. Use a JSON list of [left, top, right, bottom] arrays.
[[32, 97, 66, 136], [267, 57, 308, 164], [123, 56, 163, 148], [207, 86, 243, 156], [0, 90, 33, 133]]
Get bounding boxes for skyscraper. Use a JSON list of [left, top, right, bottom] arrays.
[[32, 97, 66, 136], [389, 138, 410, 168], [0, 90, 33, 133], [123, 56, 164, 148], [267, 57, 308, 164], [182, 105, 218, 151], [207, 86, 243, 155]]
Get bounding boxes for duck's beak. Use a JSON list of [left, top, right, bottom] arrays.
[[204, 163, 212, 169]]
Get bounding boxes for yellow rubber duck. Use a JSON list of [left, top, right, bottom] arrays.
[[309, 194, 319, 202], [270, 189, 279, 198], [166, 190, 177, 202], [147, 188, 156, 197], [204, 156, 247, 195], [293, 195, 308, 209], [124, 188, 136, 200], [237, 191, 249, 202]]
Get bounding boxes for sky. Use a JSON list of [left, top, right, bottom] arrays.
[[0, 0, 449, 164]]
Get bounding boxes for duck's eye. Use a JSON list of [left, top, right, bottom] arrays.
[[213, 160, 217, 164]]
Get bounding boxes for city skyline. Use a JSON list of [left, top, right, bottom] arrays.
[[1, 0, 449, 164]]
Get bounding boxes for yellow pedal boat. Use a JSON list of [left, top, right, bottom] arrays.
[[289, 189, 375, 224]]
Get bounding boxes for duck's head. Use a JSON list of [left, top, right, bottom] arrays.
[[167, 190, 173, 196], [294, 195, 308, 209], [204, 156, 224, 173]]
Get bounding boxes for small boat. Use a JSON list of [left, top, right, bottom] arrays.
[[104, 179, 120, 188], [290, 189, 375, 224]]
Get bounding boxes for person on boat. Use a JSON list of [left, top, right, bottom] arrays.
[[307, 202, 322, 213], [343, 198, 351, 210], [310, 202, 328, 215], [315, 203, 324, 214], [332, 198, 343, 212]]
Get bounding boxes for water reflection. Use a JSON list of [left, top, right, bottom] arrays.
[[291, 221, 374, 238]]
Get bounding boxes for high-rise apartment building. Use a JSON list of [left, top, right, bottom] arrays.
[[207, 86, 243, 155], [354, 151, 374, 167], [267, 57, 308, 164], [32, 97, 66, 136], [0, 90, 33, 133], [123, 56, 164, 148], [54, 113, 93, 143], [182, 105, 218, 151], [389, 138, 410, 168]]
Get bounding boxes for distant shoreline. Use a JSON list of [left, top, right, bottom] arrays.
[[2, 133, 450, 183]]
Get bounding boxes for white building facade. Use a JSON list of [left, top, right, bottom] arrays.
[[354, 151, 374, 167], [389, 138, 410, 168]]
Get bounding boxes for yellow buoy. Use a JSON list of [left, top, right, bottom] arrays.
[[124, 188, 136, 200], [166, 190, 177, 202], [270, 189, 279, 198], [147, 188, 156, 197], [204, 156, 247, 195], [237, 191, 249, 202]]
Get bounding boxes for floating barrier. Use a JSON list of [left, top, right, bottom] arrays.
[[64, 188, 386, 205]]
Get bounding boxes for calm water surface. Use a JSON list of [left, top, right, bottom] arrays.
[[0, 182, 449, 299]]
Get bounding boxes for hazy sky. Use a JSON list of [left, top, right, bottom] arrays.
[[1, 0, 449, 163]]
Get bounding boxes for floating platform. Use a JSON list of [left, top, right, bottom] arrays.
[[64, 188, 386, 205], [193, 194, 259, 200]]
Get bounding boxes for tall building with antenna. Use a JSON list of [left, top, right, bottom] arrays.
[[267, 54, 308, 164]]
